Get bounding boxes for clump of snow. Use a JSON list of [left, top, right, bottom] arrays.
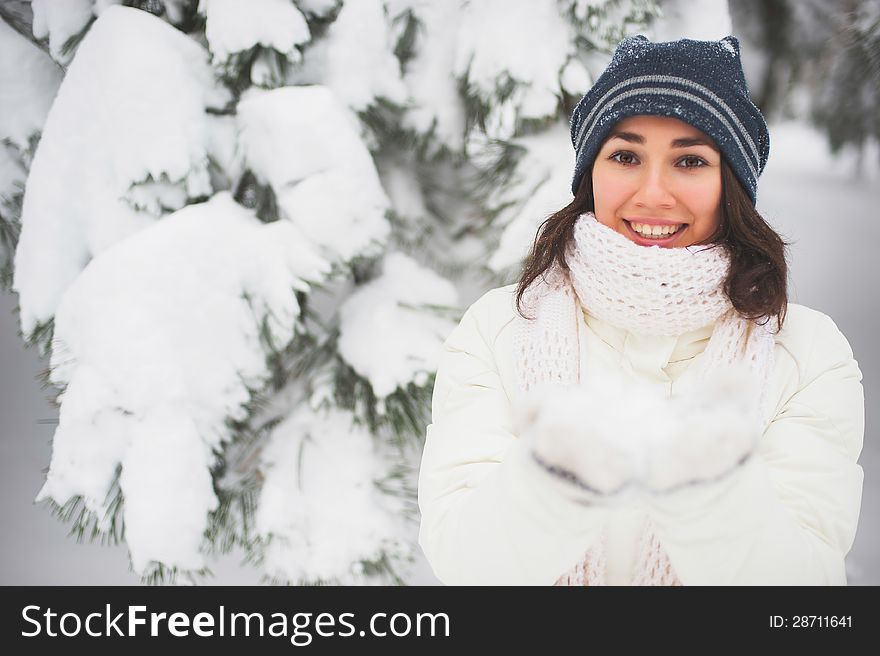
[[559, 56, 592, 97], [157, 0, 192, 24], [13, 5, 230, 337], [488, 121, 573, 272], [236, 85, 391, 263], [250, 50, 286, 88], [455, 0, 574, 124], [36, 191, 329, 574], [203, 113, 243, 184], [296, 0, 340, 19], [387, 0, 610, 155], [378, 160, 429, 222], [288, 0, 407, 112], [93, 1, 123, 13], [338, 252, 458, 398], [0, 19, 63, 151], [256, 405, 412, 584], [390, 1, 467, 153], [0, 17, 62, 209], [433, 0, 592, 168], [517, 373, 660, 496], [519, 361, 760, 496], [198, 0, 310, 70], [30, 0, 96, 64]]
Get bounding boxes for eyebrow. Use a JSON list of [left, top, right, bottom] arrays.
[[608, 131, 719, 150]]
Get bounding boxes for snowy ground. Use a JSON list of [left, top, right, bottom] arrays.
[[1, 120, 877, 585]]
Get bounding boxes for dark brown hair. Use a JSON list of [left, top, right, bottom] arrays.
[[515, 159, 789, 331]]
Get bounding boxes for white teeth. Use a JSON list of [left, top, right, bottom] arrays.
[[630, 222, 682, 238]]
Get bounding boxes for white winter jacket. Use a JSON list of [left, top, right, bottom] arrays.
[[417, 284, 865, 585]]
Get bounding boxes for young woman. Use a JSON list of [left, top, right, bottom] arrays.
[[417, 35, 864, 585]]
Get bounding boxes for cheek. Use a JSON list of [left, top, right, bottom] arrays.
[[688, 179, 722, 211], [684, 179, 723, 236], [591, 167, 632, 223]]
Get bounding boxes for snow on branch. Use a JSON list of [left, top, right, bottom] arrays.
[[338, 252, 458, 399], [288, 0, 407, 112], [13, 5, 229, 336], [37, 191, 329, 574], [237, 85, 391, 263], [256, 404, 411, 585], [200, 0, 310, 65]]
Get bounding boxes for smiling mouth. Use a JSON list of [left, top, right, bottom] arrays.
[[623, 220, 687, 245]]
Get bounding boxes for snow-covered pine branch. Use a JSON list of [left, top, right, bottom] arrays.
[[1, 0, 696, 584]]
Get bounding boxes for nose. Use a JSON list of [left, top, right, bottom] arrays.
[[631, 164, 675, 209]]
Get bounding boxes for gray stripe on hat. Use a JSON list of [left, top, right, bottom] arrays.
[[576, 86, 759, 181], [574, 74, 761, 167]]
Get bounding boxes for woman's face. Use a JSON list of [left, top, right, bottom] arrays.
[[591, 115, 723, 248]]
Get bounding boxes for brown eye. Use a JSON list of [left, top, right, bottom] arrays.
[[610, 151, 637, 165], [679, 155, 706, 168]]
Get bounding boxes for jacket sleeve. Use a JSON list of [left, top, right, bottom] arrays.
[[646, 311, 865, 585], [417, 291, 614, 585]]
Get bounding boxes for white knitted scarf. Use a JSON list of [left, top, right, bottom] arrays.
[[514, 212, 775, 586]]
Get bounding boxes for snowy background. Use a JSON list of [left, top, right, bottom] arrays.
[[1, 0, 878, 585]]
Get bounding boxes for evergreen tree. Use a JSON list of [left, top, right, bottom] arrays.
[[1, 0, 665, 584], [729, 0, 880, 163], [809, 1, 880, 159]]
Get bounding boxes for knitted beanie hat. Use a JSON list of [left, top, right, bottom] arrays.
[[570, 35, 770, 204]]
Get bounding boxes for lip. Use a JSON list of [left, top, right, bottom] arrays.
[[623, 219, 687, 247]]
